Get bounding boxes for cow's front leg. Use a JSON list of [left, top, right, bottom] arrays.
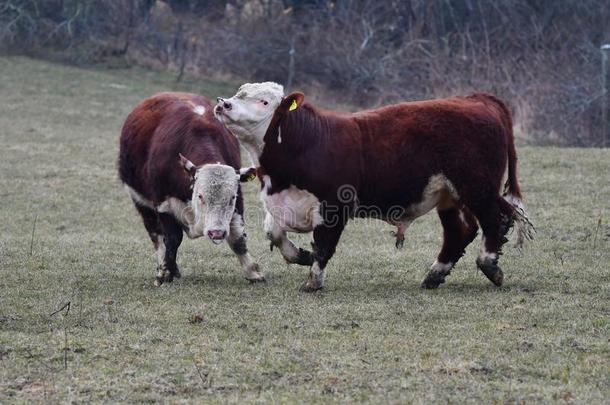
[[155, 213, 183, 286], [300, 221, 345, 292], [228, 213, 265, 283], [265, 212, 313, 266]]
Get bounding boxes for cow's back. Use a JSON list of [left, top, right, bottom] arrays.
[[352, 96, 508, 206], [118, 92, 240, 204]]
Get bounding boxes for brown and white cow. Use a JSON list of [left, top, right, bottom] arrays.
[[119, 92, 264, 286], [214, 83, 534, 292]]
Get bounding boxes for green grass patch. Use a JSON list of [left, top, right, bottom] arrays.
[[0, 56, 609, 403]]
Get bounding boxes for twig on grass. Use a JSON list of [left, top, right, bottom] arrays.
[[592, 215, 602, 249], [25, 348, 57, 372], [50, 302, 72, 370], [553, 250, 565, 266], [193, 358, 211, 388], [50, 301, 71, 317], [29, 213, 38, 256], [62, 322, 70, 370]]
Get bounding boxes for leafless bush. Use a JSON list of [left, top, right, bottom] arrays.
[[1, 0, 608, 146]]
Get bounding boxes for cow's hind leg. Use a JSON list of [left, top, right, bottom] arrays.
[[156, 213, 183, 286], [472, 197, 507, 287], [228, 212, 265, 283], [392, 220, 411, 249], [422, 206, 479, 289], [498, 198, 516, 245]]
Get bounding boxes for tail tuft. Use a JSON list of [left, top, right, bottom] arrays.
[[505, 194, 535, 247], [512, 205, 535, 247]]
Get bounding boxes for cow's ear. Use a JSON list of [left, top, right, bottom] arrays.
[[179, 153, 197, 178], [237, 167, 257, 183], [279, 92, 305, 113]]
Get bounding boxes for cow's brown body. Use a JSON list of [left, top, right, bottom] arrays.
[[119, 92, 259, 285], [119, 92, 242, 205], [258, 92, 531, 290]]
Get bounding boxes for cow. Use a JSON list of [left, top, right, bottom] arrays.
[[214, 82, 534, 292], [118, 92, 264, 286]]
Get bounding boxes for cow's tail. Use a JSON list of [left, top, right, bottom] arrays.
[[471, 93, 535, 247]]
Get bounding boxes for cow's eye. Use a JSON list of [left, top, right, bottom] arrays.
[[261, 100, 268, 105], [198, 194, 204, 202]]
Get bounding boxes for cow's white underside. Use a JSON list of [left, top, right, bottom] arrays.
[[387, 174, 459, 234], [260, 174, 459, 236], [260, 176, 323, 233], [125, 185, 203, 238]]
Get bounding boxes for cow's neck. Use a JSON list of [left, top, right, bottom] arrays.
[[259, 105, 327, 183], [242, 141, 263, 167], [225, 127, 263, 166], [231, 117, 276, 167], [270, 105, 323, 153]]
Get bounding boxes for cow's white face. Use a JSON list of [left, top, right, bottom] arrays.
[[214, 82, 284, 164], [181, 157, 240, 244]]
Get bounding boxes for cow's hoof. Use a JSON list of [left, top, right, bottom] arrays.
[[476, 257, 504, 287], [395, 235, 405, 250], [421, 263, 452, 289], [154, 275, 173, 286], [299, 281, 323, 293], [154, 269, 178, 286], [390, 230, 405, 249], [421, 273, 446, 289], [245, 263, 266, 283], [246, 272, 266, 284]]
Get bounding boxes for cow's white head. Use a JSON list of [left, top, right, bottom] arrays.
[[179, 155, 255, 244], [214, 82, 292, 164]]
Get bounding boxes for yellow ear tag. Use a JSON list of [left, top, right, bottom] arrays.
[[289, 99, 298, 111], [245, 172, 256, 182]]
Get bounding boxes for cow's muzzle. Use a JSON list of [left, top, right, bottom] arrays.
[[216, 97, 232, 111], [208, 229, 226, 244]]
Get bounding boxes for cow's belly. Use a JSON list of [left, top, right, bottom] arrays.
[[261, 181, 322, 233], [385, 174, 459, 242]]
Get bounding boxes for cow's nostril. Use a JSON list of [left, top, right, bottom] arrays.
[[223, 101, 232, 110], [208, 230, 226, 240]]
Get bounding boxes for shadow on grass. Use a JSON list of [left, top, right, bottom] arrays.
[[325, 278, 540, 299], [105, 266, 540, 300]]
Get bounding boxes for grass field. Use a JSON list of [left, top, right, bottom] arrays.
[[0, 56, 609, 403]]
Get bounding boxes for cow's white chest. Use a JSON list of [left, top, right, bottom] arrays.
[[157, 197, 203, 238], [126, 186, 204, 238], [261, 176, 322, 233]]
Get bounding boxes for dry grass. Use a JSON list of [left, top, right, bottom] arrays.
[[0, 56, 609, 403]]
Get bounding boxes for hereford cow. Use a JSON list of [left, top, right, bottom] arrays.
[[119, 92, 264, 286], [214, 83, 534, 292]]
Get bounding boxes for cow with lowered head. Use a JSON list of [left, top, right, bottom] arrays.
[[214, 83, 534, 292], [119, 92, 263, 286]]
